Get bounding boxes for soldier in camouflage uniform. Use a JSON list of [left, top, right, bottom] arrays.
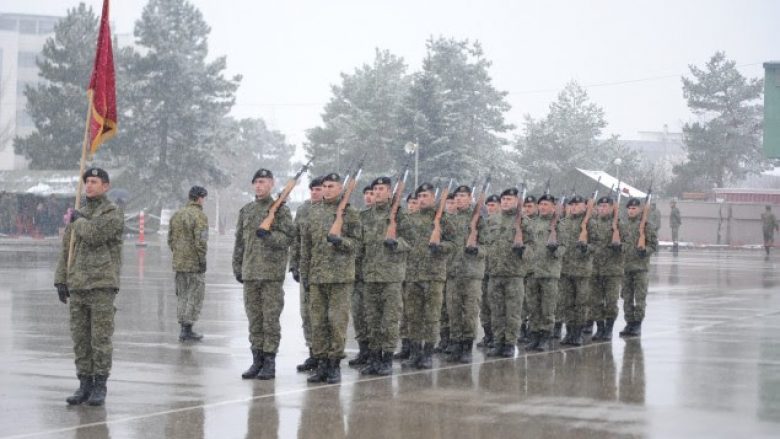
[[54, 168, 124, 406], [477, 194, 500, 349], [761, 205, 777, 256], [359, 177, 412, 376], [445, 185, 487, 363], [557, 195, 594, 346], [291, 177, 323, 372], [669, 200, 682, 249], [435, 192, 458, 354], [234, 169, 294, 381], [0, 190, 18, 235], [301, 173, 361, 384], [347, 186, 374, 367], [589, 196, 626, 341], [406, 193, 419, 213], [517, 195, 538, 343], [401, 183, 454, 369], [619, 197, 658, 337], [525, 194, 565, 352], [168, 186, 209, 342], [485, 188, 534, 357]]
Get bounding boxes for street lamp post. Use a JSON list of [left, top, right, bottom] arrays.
[[404, 142, 419, 188], [613, 157, 622, 195]]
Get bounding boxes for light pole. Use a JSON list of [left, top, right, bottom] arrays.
[[404, 141, 419, 188], [613, 157, 622, 195]]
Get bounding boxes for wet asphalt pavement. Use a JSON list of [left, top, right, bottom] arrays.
[[0, 236, 779, 439]]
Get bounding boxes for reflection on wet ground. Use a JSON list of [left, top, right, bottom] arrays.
[[1, 237, 779, 438]]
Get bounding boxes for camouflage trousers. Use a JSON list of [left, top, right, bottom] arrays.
[[480, 276, 491, 330], [404, 281, 445, 344], [559, 274, 591, 326], [69, 288, 117, 376], [526, 277, 559, 333], [446, 278, 482, 342], [243, 280, 284, 354], [488, 276, 524, 344], [590, 275, 622, 321], [364, 282, 403, 352], [622, 271, 648, 323], [671, 226, 680, 243], [351, 281, 368, 343], [300, 280, 312, 346], [439, 280, 450, 332], [175, 272, 205, 325], [521, 276, 531, 322], [398, 282, 409, 339], [310, 282, 352, 360]]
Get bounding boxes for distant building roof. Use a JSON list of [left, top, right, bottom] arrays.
[[577, 168, 647, 198], [0, 169, 122, 195]]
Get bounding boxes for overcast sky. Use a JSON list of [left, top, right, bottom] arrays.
[[2, 0, 778, 150]]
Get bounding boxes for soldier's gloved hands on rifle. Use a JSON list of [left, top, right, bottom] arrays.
[[609, 242, 622, 252], [384, 239, 398, 251], [546, 241, 559, 253], [512, 244, 525, 257], [465, 246, 479, 255], [576, 241, 588, 254], [290, 267, 300, 283], [55, 283, 69, 304], [256, 228, 271, 239], [429, 243, 442, 254], [637, 247, 647, 258], [234, 272, 243, 284], [326, 234, 342, 246]]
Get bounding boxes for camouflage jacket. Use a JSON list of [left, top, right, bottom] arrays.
[[560, 212, 594, 277], [300, 197, 361, 284], [446, 208, 487, 280], [589, 214, 627, 277], [623, 215, 657, 273], [486, 209, 535, 278], [528, 213, 565, 279], [360, 201, 412, 283], [405, 206, 455, 282], [355, 207, 371, 281], [233, 195, 294, 281], [54, 195, 124, 291], [289, 200, 315, 273], [670, 207, 682, 228], [649, 208, 661, 232], [167, 201, 208, 273], [762, 212, 778, 234]]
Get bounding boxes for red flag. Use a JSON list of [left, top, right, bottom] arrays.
[[87, 0, 117, 156]]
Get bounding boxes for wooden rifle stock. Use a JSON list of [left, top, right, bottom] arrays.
[[429, 183, 451, 245], [466, 180, 489, 247], [258, 160, 312, 232], [384, 172, 407, 241]]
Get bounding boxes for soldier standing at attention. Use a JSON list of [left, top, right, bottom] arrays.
[[301, 173, 361, 384], [168, 186, 209, 342], [590, 196, 625, 341], [435, 192, 458, 353], [406, 193, 420, 213], [619, 198, 657, 338], [445, 193, 457, 215], [649, 203, 660, 232], [347, 186, 374, 367], [761, 205, 778, 256], [477, 194, 501, 349], [669, 200, 682, 250], [517, 195, 538, 344], [234, 169, 294, 381], [557, 195, 593, 346], [55, 168, 124, 406], [292, 177, 323, 372]]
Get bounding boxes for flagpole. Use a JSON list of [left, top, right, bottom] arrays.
[[67, 91, 94, 269]]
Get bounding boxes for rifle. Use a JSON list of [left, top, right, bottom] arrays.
[[258, 159, 313, 233], [637, 180, 654, 250], [513, 183, 527, 248], [429, 179, 454, 245], [611, 179, 622, 245], [548, 193, 566, 245], [466, 175, 491, 248], [328, 155, 365, 237], [577, 176, 601, 244], [385, 160, 411, 242]]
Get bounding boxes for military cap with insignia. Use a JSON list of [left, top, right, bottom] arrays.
[[537, 193, 556, 203], [322, 173, 341, 183], [597, 196, 613, 205], [188, 185, 208, 200], [446, 193, 456, 200], [371, 176, 392, 189], [485, 194, 500, 204], [83, 167, 109, 183], [568, 195, 585, 204], [523, 194, 537, 204], [453, 185, 471, 194], [500, 188, 519, 197], [415, 182, 435, 195], [362, 185, 373, 194], [252, 168, 273, 182], [309, 176, 323, 189], [626, 197, 641, 207], [406, 192, 417, 201]]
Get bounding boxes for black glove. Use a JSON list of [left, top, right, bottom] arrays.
[[384, 239, 398, 251], [465, 246, 478, 255], [610, 242, 622, 252], [576, 241, 588, 254], [291, 267, 300, 283], [546, 241, 559, 252], [512, 244, 525, 257], [637, 248, 647, 258], [429, 243, 442, 254], [55, 283, 69, 304], [326, 234, 342, 246], [198, 260, 207, 273], [256, 228, 271, 238], [235, 273, 243, 284], [69, 210, 83, 223]]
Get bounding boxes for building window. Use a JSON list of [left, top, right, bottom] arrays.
[[17, 52, 38, 68], [19, 19, 36, 34], [0, 18, 16, 31]]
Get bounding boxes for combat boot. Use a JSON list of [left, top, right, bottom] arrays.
[[297, 349, 318, 372], [628, 321, 642, 337], [418, 343, 434, 369], [348, 341, 370, 366], [500, 342, 516, 358], [402, 342, 421, 368], [186, 324, 203, 341], [582, 320, 594, 335], [524, 331, 540, 351], [570, 326, 583, 346], [447, 340, 462, 363], [178, 324, 188, 342], [487, 339, 504, 357], [241, 348, 263, 379], [360, 350, 381, 375], [435, 328, 450, 353], [552, 322, 563, 341], [326, 359, 341, 384], [459, 339, 474, 364], [518, 322, 530, 344], [66, 375, 93, 405], [603, 319, 615, 341], [86, 375, 107, 406], [256, 352, 276, 380], [477, 326, 494, 348], [619, 322, 635, 337], [592, 321, 606, 341], [393, 338, 411, 360], [307, 358, 328, 383], [534, 331, 551, 352], [376, 351, 394, 376]]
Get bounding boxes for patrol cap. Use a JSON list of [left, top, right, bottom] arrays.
[[362, 185, 373, 194], [188, 185, 208, 200], [446, 193, 456, 200], [597, 196, 613, 205], [537, 193, 556, 204], [371, 176, 392, 189], [252, 168, 273, 182], [406, 193, 417, 202], [500, 188, 519, 198], [321, 173, 341, 183], [568, 195, 585, 204], [83, 167, 109, 183], [415, 182, 435, 195], [485, 194, 500, 204], [308, 177, 323, 189], [626, 197, 641, 207], [453, 185, 471, 195], [523, 194, 537, 204]]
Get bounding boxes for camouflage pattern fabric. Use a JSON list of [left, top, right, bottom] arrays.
[[488, 276, 524, 344], [309, 282, 353, 360], [175, 272, 205, 325], [364, 282, 403, 351], [232, 195, 294, 282], [404, 281, 445, 344], [243, 280, 285, 353], [69, 288, 117, 375], [168, 201, 208, 273]]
